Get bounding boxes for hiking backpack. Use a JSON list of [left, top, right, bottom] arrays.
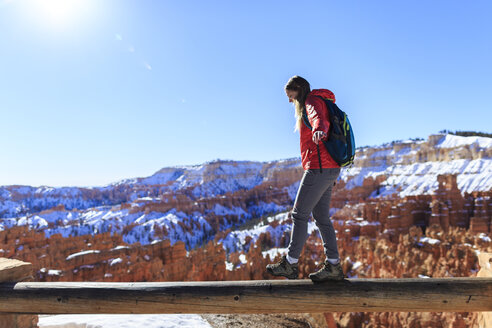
[[301, 95, 356, 169]]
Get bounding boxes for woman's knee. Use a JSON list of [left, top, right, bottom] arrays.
[[313, 215, 332, 227], [290, 209, 310, 223], [314, 217, 334, 229], [312, 204, 330, 220]]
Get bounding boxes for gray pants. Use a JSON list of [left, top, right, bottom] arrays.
[[287, 167, 341, 260]]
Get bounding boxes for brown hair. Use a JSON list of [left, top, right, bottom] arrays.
[[284, 75, 311, 132]]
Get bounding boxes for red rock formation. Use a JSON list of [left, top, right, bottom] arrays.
[[2, 225, 229, 283], [469, 194, 491, 233]]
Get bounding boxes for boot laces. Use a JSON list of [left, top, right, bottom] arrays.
[[314, 260, 333, 272]]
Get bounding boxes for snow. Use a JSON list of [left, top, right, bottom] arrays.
[[135, 160, 269, 199], [284, 180, 301, 201], [261, 247, 289, 260], [218, 210, 329, 254], [218, 211, 300, 253], [419, 237, 441, 245], [435, 134, 492, 149], [478, 233, 491, 242], [109, 258, 123, 266], [66, 250, 101, 260], [47, 269, 62, 276], [0, 196, 290, 254], [17, 215, 48, 229], [212, 204, 248, 217], [225, 261, 234, 271], [352, 261, 362, 270], [0, 158, 301, 219], [342, 158, 492, 198], [238, 254, 247, 264], [1, 134, 489, 225], [40, 268, 62, 276], [112, 245, 130, 250], [37, 314, 212, 328], [350, 218, 381, 226], [339, 134, 492, 199]]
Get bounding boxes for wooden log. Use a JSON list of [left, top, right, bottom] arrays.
[[0, 277, 491, 314], [0, 258, 32, 283], [476, 252, 492, 328], [0, 258, 37, 327]]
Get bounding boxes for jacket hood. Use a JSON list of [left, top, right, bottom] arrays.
[[309, 88, 336, 103]]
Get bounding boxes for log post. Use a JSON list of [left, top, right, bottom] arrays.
[[476, 252, 492, 328], [0, 258, 37, 328]]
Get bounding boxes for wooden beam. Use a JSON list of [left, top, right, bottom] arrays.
[[0, 258, 36, 328], [0, 277, 491, 314], [0, 258, 32, 283]]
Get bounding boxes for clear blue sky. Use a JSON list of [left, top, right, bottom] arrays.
[[1, 0, 491, 187]]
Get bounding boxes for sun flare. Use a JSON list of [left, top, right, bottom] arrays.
[[31, 0, 91, 27]]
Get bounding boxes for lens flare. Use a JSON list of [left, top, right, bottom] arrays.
[[31, 0, 91, 27]]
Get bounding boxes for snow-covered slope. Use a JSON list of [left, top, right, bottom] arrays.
[[0, 133, 490, 252], [2, 133, 490, 220], [341, 133, 492, 198], [0, 158, 301, 219]]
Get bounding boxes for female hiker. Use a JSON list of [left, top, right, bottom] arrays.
[[266, 75, 345, 281]]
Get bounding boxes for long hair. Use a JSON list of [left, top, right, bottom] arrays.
[[284, 75, 311, 132]]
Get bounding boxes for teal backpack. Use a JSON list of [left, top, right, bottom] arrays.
[[302, 96, 356, 172]]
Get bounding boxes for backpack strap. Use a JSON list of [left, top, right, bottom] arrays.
[[301, 107, 312, 130]]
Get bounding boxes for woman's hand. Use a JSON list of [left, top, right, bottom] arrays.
[[312, 131, 327, 144]]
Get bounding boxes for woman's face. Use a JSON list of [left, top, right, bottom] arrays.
[[285, 89, 299, 103]]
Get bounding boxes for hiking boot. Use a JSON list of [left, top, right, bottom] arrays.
[[308, 259, 345, 282], [266, 255, 299, 279]]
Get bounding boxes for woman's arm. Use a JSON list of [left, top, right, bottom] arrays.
[[305, 96, 330, 144]]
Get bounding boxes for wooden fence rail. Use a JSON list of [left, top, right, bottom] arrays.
[[0, 277, 491, 314]]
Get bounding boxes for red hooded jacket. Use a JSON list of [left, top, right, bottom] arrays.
[[300, 88, 340, 170]]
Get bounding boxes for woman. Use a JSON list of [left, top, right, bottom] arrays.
[[266, 75, 345, 281]]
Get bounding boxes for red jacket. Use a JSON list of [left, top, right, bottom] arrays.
[[300, 88, 340, 170]]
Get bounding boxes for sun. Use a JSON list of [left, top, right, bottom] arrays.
[[30, 0, 92, 27]]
